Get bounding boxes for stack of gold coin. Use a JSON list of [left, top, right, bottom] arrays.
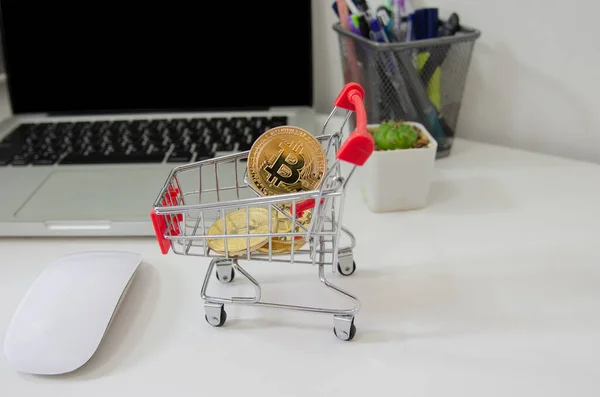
[[207, 207, 277, 256], [207, 206, 311, 256], [257, 208, 312, 254], [247, 126, 327, 196]]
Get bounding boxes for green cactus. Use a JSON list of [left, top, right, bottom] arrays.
[[372, 121, 419, 150]]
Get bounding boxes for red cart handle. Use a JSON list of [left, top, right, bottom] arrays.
[[334, 82, 374, 167], [294, 83, 374, 217]]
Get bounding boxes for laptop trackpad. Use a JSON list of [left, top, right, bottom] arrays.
[[15, 169, 170, 221]]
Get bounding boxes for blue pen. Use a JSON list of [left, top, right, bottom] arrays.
[[412, 8, 438, 40], [425, 8, 439, 39], [368, 18, 386, 42]]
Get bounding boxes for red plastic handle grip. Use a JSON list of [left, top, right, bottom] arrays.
[[334, 82, 365, 111], [335, 83, 374, 166], [150, 209, 172, 254], [150, 186, 183, 254]]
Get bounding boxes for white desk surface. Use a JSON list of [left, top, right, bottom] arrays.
[[1, 110, 600, 396]]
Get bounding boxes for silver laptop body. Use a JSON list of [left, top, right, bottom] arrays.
[[0, 2, 316, 236]]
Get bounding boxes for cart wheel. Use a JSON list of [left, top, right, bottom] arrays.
[[337, 260, 356, 276], [205, 306, 227, 327], [216, 267, 235, 283], [333, 324, 357, 341], [333, 315, 356, 341]]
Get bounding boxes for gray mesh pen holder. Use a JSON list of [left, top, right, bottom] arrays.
[[333, 22, 481, 157]]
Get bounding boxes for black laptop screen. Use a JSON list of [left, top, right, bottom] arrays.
[[0, 2, 313, 115]]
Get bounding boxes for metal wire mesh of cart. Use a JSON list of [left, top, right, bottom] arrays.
[[151, 130, 356, 267], [333, 22, 480, 157]]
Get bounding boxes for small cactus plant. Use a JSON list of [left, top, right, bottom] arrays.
[[371, 121, 425, 150]]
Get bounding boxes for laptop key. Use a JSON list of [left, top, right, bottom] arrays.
[[258, 125, 271, 134], [111, 121, 130, 134], [250, 117, 269, 130], [55, 122, 73, 133], [72, 122, 91, 134], [195, 152, 215, 161], [187, 118, 208, 131], [172, 119, 187, 133], [271, 116, 287, 127], [212, 142, 225, 151], [231, 117, 248, 129], [148, 119, 168, 133], [10, 154, 31, 166], [60, 154, 106, 164], [31, 153, 58, 165], [210, 118, 228, 130], [167, 152, 193, 163], [132, 120, 147, 132]]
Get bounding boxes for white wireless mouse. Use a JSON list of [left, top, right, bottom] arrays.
[[2, 251, 142, 375]]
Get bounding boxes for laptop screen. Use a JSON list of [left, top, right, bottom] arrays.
[[0, 2, 313, 115]]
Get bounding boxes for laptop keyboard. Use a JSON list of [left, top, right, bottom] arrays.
[[0, 116, 288, 166]]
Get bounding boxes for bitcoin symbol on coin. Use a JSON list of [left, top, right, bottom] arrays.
[[264, 141, 306, 187], [248, 126, 326, 196]]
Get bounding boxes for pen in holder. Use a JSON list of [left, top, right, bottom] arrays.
[[333, 18, 481, 158]]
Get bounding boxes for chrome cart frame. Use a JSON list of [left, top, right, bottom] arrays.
[[151, 83, 373, 341]]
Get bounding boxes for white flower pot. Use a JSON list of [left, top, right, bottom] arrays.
[[359, 122, 437, 213]]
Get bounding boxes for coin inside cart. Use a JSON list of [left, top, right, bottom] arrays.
[[247, 126, 327, 196], [207, 207, 277, 255], [257, 209, 311, 254]]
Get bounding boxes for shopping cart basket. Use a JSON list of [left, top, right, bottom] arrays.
[[150, 83, 374, 341]]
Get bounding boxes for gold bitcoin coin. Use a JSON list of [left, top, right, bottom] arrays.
[[207, 207, 276, 255], [257, 209, 311, 254], [248, 126, 327, 196]]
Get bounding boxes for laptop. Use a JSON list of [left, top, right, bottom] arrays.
[[0, 2, 316, 236]]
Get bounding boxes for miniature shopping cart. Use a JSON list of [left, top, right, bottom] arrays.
[[150, 83, 374, 341]]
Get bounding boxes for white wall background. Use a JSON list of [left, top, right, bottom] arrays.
[[312, 0, 600, 164]]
